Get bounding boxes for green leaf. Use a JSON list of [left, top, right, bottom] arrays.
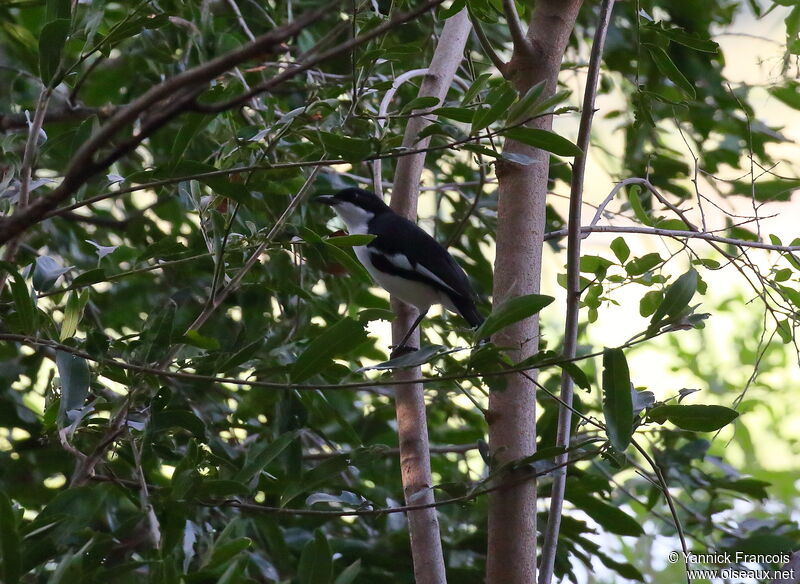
[[625, 252, 663, 276], [208, 537, 252, 570], [648, 404, 739, 432], [182, 330, 220, 351], [475, 294, 554, 339], [401, 96, 440, 113], [461, 72, 492, 104], [324, 234, 376, 247], [60, 289, 88, 341], [71, 268, 107, 288], [55, 351, 90, 422], [502, 127, 582, 157], [610, 237, 630, 263], [602, 348, 633, 452], [730, 177, 800, 201], [713, 477, 771, 500], [280, 452, 360, 507], [32, 256, 72, 291], [195, 480, 249, 499], [334, 559, 362, 584], [46, 0, 71, 20], [627, 186, 653, 226], [318, 132, 372, 162], [140, 301, 176, 363], [101, 13, 169, 49], [506, 80, 546, 125], [298, 529, 333, 584], [8, 269, 37, 332], [170, 161, 251, 203], [291, 318, 368, 382], [560, 362, 591, 391], [650, 269, 699, 327], [567, 491, 644, 536], [730, 534, 795, 555], [596, 550, 645, 582], [150, 410, 207, 440], [320, 241, 372, 282], [0, 492, 21, 584], [647, 22, 719, 53], [361, 344, 447, 371], [770, 83, 800, 110], [645, 44, 696, 99], [471, 81, 517, 133], [639, 290, 663, 317], [579, 255, 614, 274], [439, 0, 466, 20], [433, 107, 475, 123], [649, 268, 698, 329], [38, 18, 70, 85], [234, 431, 298, 484]]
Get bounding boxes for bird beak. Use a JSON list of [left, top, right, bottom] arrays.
[[315, 195, 336, 206]]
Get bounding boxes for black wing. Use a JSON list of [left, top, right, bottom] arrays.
[[368, 213, 483, 327]]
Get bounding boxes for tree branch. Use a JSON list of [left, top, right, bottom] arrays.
[[0, 103, 119, 133], [544, 224, 800, 252], [0, 2, 333, 246], [0, 327, 668, 393], [502, 0, 531, 54], [538, 5, 615, 583], [386, 9, 471, 584], [469, 11, 507, 73]]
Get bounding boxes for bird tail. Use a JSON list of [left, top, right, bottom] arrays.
[[451, 294, 484, 329]]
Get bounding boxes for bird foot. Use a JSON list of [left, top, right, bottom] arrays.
[[389, 345, 418, 359]]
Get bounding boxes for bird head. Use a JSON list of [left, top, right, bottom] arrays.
[[315, 188, 390, 231]]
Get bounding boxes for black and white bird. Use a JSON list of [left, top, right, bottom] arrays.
[[316, 188, 483, 355]]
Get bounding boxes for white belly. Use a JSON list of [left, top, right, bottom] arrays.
[[354, 245, 454, 313]]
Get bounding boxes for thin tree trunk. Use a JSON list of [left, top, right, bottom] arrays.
[[486, 3, 583, 584], [388, 10, 471, 584], [538, 3, 615, 582]]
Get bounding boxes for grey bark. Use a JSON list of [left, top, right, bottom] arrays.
[[388, 10, 472, 584], [485, 2, 583, 584]]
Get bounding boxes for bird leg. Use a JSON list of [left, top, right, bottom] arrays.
[[390, 309, 427, 358]]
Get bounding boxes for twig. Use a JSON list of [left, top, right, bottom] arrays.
[[131, 436, 162, 549], [502, 0, 530, 54], [538, 2, 615, 583], [225, 0, 256, 41], [158, 166, 321, 367], [303, 443, 478, 460], [0, 2, 336, 245], [543, 224, 800, 252], [204, 449, 599, 517], [468, 10, 507, 74], [0, 87, 52, 294], [194, 0, 447, 113], [0, 327, 672, 393], [40, 110, 553, 225], [373, 68, 429, 194], [0, 102, 118, 133]]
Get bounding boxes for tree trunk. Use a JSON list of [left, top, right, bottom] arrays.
[[486, 3, 583, 584], [388, 10, 471, 584]]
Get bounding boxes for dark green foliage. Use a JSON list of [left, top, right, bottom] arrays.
[[0, 1, 798, 583]]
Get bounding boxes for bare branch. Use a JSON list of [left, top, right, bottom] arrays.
[[469, 12, 507, 73], [502, 0, 530, 54], [0, 3, 332, 245], [538, 3, 614, 582], [0, 87, 52, 294], [0, 328, 669, 393], [544, 224, 800, 252], [0, 102, 118, 133]]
